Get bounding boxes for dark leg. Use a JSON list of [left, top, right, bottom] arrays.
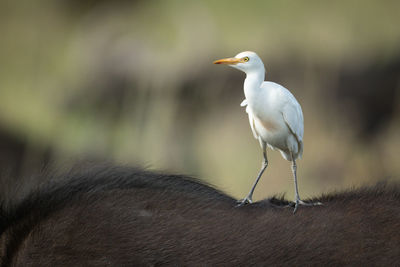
[[291, 153, 323, 214], [292, 158, 301, 213], [237, 141, 268, 207]]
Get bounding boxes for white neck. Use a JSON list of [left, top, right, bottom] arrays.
[[243, 69, 265, 101]]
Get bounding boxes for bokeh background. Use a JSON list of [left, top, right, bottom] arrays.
[[1, 0, 399, 201]]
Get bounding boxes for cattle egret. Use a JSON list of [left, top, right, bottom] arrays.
[[214, 51, 321, 213]]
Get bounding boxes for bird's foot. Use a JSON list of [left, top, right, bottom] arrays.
[[236, 196, 253, 207], [292, 199, 323, 214]]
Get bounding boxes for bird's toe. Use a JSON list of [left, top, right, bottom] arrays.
[[236, 197, 252, 207], [299, 200, 323, 206], [292, 199, 323, 213]]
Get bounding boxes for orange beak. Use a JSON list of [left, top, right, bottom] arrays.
[[213, 57, 244, 65]]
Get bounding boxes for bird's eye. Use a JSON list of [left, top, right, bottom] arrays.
[[243, 57, 250, 62]]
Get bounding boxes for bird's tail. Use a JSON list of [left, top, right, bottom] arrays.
[[297, 141, 303, 159], [280, 140, 303, 161]]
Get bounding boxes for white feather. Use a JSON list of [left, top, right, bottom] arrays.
[[214, 51, 316, 207]]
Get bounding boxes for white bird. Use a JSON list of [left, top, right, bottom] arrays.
[[214, 51, 320, 213]]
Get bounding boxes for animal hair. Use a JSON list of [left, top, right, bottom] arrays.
[[0, 164, 399, 266]]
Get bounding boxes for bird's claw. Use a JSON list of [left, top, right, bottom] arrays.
[[292, 199, 323, 213], [236, 197, 253, 207]]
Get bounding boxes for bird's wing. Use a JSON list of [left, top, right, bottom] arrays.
[[248, 110, 259, 139], [261, 81, 304, 142], [240, 99, 258, 139], [281, 91, 304, 143]]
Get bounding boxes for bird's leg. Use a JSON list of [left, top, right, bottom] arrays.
[[292, 158, 301, 213], [291, 155, 323, 214], [237, 142, 268, 207]]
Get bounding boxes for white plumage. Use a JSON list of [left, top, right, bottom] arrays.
[[242, 81, 304, 161], [214, 51, 320, 213]]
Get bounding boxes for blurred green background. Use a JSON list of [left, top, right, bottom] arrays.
[[1, 0, 399, 201]]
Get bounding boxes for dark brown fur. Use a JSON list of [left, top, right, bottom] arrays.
[[1, 165, 399, 266]]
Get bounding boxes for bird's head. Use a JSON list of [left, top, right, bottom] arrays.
[[213, 51, 265, 74]]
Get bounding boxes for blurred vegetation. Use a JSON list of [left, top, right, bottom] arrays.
[[0, 0, 399, 200]]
